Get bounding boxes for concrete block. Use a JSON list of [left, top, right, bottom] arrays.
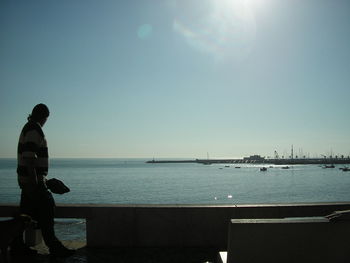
[[227, 217, 340, 263]]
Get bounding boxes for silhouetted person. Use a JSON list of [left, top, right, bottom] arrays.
[[13, 103, 75, 258]]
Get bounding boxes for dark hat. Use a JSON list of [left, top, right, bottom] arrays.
[[31, 103, 50, 120]]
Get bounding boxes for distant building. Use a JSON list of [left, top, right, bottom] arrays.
[[243, 155, 265, 162]]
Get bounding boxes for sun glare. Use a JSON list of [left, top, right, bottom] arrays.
[[173, 0, 259, 60], [221, 0, 266, 12], [244, 0, 267, 10]]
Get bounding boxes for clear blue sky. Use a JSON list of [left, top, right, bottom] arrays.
[[1, 0, 349, 158]]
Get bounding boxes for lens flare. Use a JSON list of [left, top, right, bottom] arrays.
[[173, 0, 256, 60], [137, 24, 153, 39]]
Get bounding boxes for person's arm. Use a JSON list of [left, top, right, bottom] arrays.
[[20, 128, 43, 190], [24, 157, 38, 186], [21, 157, 46, 192]]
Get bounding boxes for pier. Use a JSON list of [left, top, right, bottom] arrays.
[[147, 156, 350, 165]]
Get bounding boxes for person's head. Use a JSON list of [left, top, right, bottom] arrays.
[[28, 103, 50, 126]]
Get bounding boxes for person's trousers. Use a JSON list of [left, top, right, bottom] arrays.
[[20, 189, 60, 248]]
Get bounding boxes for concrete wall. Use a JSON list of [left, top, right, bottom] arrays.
[[227, 218, 350, 263], [1, 203, 350, 248]]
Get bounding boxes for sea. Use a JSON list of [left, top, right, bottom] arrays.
[[1, 158, 350, 241]]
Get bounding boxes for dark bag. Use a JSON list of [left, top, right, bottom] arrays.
[[46, 178, 70, 194]]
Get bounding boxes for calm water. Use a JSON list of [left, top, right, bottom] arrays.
[[1, 158, 350, 241], [1, 158, 350, 205]]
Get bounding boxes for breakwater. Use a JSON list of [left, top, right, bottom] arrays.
[[147, 158, 350, 165]]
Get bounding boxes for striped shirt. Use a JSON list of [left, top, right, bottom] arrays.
[[17, 121, 49, 180]]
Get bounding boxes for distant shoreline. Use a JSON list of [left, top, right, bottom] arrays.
[[146, 158, 350, 165], [1, 157, 350, 165]]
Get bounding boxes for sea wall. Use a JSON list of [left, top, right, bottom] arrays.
[[1, 203, 350, 248]]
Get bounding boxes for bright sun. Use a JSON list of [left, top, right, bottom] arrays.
[[173, 0, 261, 59], [222, 0, 265, 10]]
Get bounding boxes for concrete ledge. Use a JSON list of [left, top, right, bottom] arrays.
[[227, 217, 350, 263], [1, 202, 350, 248]]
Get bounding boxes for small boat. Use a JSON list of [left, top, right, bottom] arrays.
[[225, 165, 230, 168], [323, 165, 335, 169], [342, 167, 350, 172], [235, 166, 241, 169], [281, 166, 290, 169], [260, 167, 267, 171]]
